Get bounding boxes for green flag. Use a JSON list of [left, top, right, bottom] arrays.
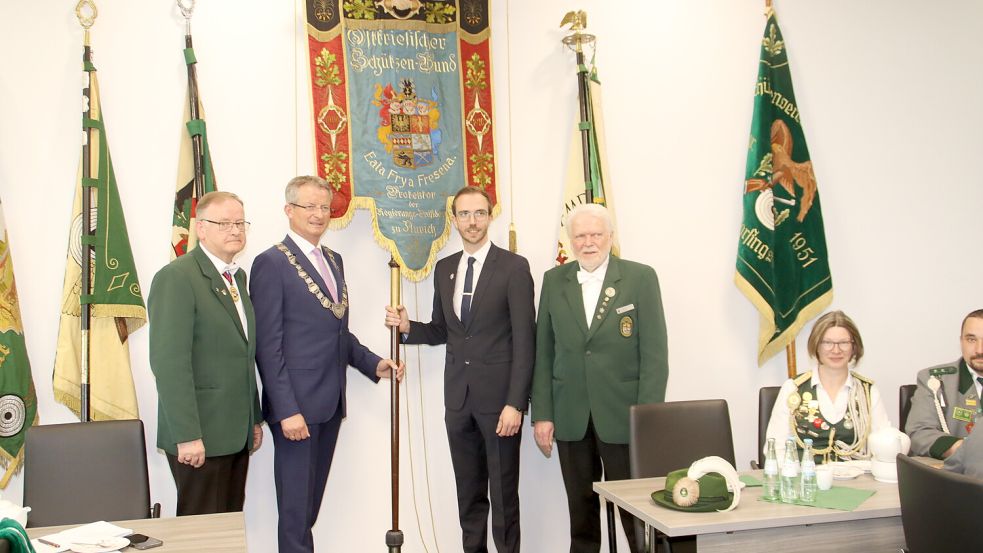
[[735, 7, 833, 366], [53, 44, 147, 421], [0, 204, 38, 487], [171, 38, 217, 259]]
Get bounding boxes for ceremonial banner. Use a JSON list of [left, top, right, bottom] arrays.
[[735, 8, 833, 366], [554, 62, 619, 265], [305, 0, 496, 280], [53, 48, 147, 420], [171, 36, 217, 258], [0, 204, 38, 487]]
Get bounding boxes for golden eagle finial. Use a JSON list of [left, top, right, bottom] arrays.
[[560, 10, 587, 31]]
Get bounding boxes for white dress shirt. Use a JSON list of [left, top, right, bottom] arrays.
[[288, 230, 339, 298], [453, 240, 492, 320], [199, 243, 248, 335], [578, 255, 610, 328]]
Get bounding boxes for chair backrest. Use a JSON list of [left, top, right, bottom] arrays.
[[897, 453, 983, 553], [24, 420, 153, 527], [757, 386, 781, 467], [899, 384, 917, 432], [629, 399, 736, 479]]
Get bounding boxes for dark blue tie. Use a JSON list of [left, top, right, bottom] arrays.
[[461, 256, 475, 326]]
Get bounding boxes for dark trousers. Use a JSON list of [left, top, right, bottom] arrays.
[[557, 418, 639, 553], [445, 397, 521, 553], [271, 414, 342, 553], [166, 447, 249, 516]]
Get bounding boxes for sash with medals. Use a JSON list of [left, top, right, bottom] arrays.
[[276, 243, 348, 319], [786, 370, 874, 462]]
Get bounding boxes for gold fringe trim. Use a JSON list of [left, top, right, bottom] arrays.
[[734, 271, 833, 367], [53, 388, 139, 422], [0, 411, 38, 489]]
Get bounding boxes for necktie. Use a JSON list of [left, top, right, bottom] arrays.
[[312, 247, 338, 302], [461, 256, 476, 326], [577, 269, 603, 284], [222, 270, 240, 303]]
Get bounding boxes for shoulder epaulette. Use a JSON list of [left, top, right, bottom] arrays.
[[851, 371, 874, 386], [929, 366, 958, 377], [793, 371, 813, 386]]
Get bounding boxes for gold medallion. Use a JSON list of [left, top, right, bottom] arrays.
[[229, 286, 240, 303], [787, 392, 801, 410], [605, 287, 616, 298], [801, 391, 813, 403], [619, 316, 633, 337]]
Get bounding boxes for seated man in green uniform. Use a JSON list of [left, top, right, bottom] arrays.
[[906, 309, 983, 459]]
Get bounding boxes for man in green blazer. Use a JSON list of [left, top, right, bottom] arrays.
[[532, 203, 668, 553], [149, 191, 263, 515]]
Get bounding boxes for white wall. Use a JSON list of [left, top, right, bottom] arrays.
[[2, 0, 981, 551]]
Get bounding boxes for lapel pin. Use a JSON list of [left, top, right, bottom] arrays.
[[605, 287, 616, 298], [450, 273, 455, 280]]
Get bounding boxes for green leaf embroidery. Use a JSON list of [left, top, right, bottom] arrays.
[[465, 53, 487, 91], [315, 49, 341, 88], [423, 2, 456, 24], [343, 0, 377, 20]]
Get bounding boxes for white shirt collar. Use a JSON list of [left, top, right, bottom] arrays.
[[198, 243, 239, 277], [288, 229, 322, 255], [462, 240, 492, 266], [578, 255, 610, 281]]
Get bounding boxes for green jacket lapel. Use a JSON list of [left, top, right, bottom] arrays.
[[193, 247, 247, 341], [561, 263, 590, 338]]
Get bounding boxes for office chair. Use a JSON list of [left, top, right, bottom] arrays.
[[23, 420, 160, 527], [751, 386, 781, 469], [897, 453, 983, 553], [898, 384, 917, 432]]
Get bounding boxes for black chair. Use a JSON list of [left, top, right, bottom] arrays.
[[24, 420, 160, 527], [751, 386, 781, 469], [629, 400, 736, 553], [897, 453, 983, 553], [899, 384, 917, 432]]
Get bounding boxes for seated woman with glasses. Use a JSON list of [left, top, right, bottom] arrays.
[[765, 310, 892, 462]]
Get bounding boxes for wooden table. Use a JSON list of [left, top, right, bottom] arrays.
[[27, 511, 247, 553], [594, 471, 906, 553]]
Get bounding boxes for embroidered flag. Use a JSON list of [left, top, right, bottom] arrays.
[[305, 0, 496, 280], [53, 39, 147, 420], [0, 203, 38, 487], [735, 7, 833, 365], [171, 33, 217, 259]]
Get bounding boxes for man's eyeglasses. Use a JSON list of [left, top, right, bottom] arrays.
[[290, 203, 332, 214], [818, 340, 853, 352], [455, 210, 489, 221], [202, 219, 250, 232]]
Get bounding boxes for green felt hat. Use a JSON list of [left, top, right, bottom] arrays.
[[651, 468, 735, 512]]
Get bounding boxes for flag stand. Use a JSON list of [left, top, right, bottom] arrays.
[[76, 0, 98, 423], [562, 11, 619, 553], [386, 257, 404, 552]]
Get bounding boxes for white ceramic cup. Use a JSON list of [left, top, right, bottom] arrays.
[[816, 465, 833, 491]]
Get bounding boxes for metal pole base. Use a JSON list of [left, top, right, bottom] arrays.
[[386, 529, 403, 552]]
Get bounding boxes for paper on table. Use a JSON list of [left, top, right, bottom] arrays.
[[30, 520, 133, 553]]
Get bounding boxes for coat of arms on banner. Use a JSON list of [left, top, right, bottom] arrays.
[[305, 0, 497, 281]]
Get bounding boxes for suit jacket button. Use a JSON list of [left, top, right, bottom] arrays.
[[465, 359, 471, 365], [465, 336, 471, 340], [586, 350, 591, 356]]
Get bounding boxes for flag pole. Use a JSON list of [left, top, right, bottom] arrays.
[[786, 343, 796, 379], [562, 11, 618, 553], [386, 257, 404, 553], [561, 12, 597, 204], [178, 1, 204, 200], [76, 0, 98, 423]]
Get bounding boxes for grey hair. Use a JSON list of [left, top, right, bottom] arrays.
[[284, 175, 333, 203], [565, 203, 614, 239]]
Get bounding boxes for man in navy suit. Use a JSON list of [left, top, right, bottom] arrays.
[[251, 175, 403, 553], [386, 186, 535, 553]]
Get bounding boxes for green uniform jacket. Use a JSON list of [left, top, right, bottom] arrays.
[[148, 246, 262, 456], [906, 359, 979, 459], [531, 256, 669, 444]]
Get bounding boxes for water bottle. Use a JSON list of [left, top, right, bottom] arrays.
[[800, 438, 817, 503], [762, 438, 780, 501], [780, 437, 800, 503]]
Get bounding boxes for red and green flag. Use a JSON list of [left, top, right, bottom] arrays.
[[735, 7, 833, 365]]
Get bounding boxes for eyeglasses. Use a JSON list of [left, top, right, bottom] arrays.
[[202, 219, 250, 232], [290, 203, 332, 214], [819, 340, 854, 352], [455, 210, 489, 221]]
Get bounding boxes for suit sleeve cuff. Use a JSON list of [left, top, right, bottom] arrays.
[[930, 435, 961, 459]]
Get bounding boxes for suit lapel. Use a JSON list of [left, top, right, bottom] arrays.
[[321, 245, 342, 302], [193, 247, 247, 341], [465, 245, 499, 331], [283, 235, 332, 299], [562, 264, 590, 338], [442, 251, 463, 326], [586, 257, 623, 342], [236, 269, 255, 344]]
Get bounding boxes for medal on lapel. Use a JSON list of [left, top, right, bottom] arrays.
[[619, 316, 633, 337]]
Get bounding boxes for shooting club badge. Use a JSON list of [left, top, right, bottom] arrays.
[[620, 316, 633, 337]]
